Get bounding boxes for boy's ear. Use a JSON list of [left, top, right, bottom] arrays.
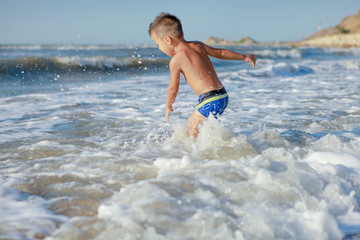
[[164, 36, 172, 45]]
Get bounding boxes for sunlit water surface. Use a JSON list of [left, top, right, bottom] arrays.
[[1, 45, 360, 239]]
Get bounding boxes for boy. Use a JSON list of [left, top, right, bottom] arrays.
[[148, 13, 256, 137]]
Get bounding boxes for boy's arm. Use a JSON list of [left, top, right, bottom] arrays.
[[203, 44, 256, 67], [165, 58, 181, 122]]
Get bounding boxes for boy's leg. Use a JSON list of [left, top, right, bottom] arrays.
[[188, 110, 206, 137]]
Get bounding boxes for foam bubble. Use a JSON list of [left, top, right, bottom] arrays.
[[305, 152, 360, 170]]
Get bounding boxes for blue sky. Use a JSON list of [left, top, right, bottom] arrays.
[[0, 0, 359, 45]]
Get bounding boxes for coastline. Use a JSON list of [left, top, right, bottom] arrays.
[[292, 33, 360, 48], [204, 9, 360, 49], [203, 34, 360, 48]]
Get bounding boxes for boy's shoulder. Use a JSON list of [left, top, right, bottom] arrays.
[[170, 41, 207, 65], [178, 41, 207, 55], [188, 40, 206, 48]]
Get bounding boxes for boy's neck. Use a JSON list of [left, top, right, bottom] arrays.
[[171, 37, 186, 49]]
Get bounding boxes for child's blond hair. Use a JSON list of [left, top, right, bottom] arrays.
[[148, 13, 183, 39]]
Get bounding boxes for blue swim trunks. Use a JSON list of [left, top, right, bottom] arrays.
[[196, 87, 228, 118]]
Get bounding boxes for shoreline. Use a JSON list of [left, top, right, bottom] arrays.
[[292, 33, 360, 48], [204, 34, 360, 49], [203, 34, 360, 48]]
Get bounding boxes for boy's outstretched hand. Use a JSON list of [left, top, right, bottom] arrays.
[[244, 54, 256, 68], [165, 105, 173, 122]]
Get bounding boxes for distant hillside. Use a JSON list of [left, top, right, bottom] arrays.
[[306, 9, 360, 40], [338, 9, 360, 33], [204, 36, 256, 45], [295, 34, 360, 48], [204, 10, 360, 48], [296, 9, 360, 48]]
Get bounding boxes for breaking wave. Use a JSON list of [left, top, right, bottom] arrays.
[[249, 62, 314, 77], [0, 56, 169, 76]]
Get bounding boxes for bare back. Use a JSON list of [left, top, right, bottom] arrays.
[[173, 41, 223, 96]]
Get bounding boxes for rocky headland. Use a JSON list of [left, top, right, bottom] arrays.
[[204, 36, 257, 45], [294, 33, 360, 48], [294, 9, 360, 48], [205, 9, 360, 48]]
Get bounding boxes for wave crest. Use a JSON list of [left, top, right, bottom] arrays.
[[0, 56, 169, 75]]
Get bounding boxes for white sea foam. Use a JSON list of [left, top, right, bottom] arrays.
[[55, 56, 133, 68], [0, 175, 68, 239], [253, 48, 302, 59], [0, 44, 43, 50], [305, 152, 360, 169], [1, 45, 360, 239], [246, 62, 314, 77]]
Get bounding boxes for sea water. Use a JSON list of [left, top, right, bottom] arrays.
[[0, 44, 360, 240]]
